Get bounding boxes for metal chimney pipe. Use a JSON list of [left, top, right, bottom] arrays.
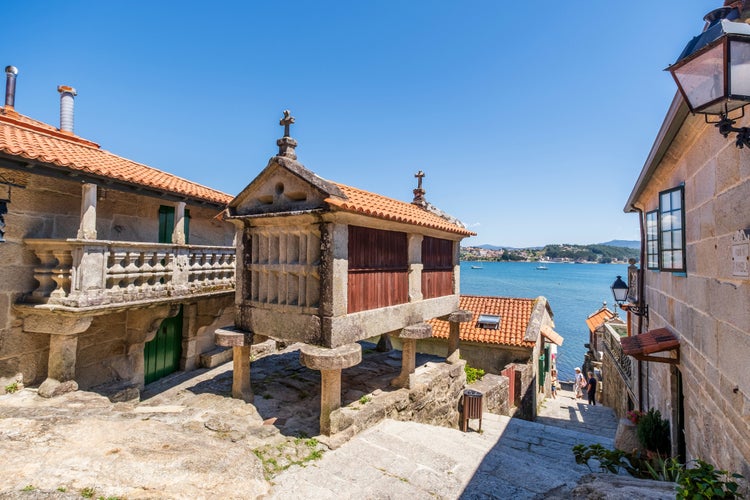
[[5, 66, 18, 109], [57, 85, 77, 133]]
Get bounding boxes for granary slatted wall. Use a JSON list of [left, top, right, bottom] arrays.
[[421, 236, 454, 299], [347, 225, 408, 313]]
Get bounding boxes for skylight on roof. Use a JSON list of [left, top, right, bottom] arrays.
[[477, 314, 501, 330]]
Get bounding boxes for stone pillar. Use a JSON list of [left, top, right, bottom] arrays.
[[300, 343, 361, 435], [446, 310, 473, 364], [407, 234, 423, 302], [391, 323, 432, 388], [21, 313, 94, 397], [215, 326, 255, 403], [172, 202, 186, 245], [77, 183, 97, 240]]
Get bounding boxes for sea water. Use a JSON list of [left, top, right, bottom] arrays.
[[460, 261, 630, 382]]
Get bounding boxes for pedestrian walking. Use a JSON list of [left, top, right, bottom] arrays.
[[574, 367, 586, 399], [587, 371, 598, 405], [550, 369, 558, 399]]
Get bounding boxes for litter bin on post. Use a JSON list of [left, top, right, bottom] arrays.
[[462, 389, 483, 432]]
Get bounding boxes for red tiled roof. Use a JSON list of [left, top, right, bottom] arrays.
[[326, 183, 475, 237], [428, 295, 537, 347], [586, 307, 616, 334], [621, 327, 680, 357], [0, 108, 233, 206]]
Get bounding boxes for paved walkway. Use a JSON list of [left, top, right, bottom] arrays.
[[265, 389, 619, 499]]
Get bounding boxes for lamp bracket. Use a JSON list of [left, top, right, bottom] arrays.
[[715, 113, 750, 149], [621, 303, 649, 320]]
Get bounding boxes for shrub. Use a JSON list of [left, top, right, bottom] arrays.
[[464, 364, 485, 384], [626, 409, 644, 425], [677, 460, 744, 499], [636, 408, 671, 455]]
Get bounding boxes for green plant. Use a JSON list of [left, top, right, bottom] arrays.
[[358, 395, 372, 405], [636, 408, 671, 455], [464, 364, 485, 384], [57, 487, 67, 493], [676, 460, 744, 499], [21, 485, 36, 492], [81, 486, 96, 498], [572, 444, 680, 481], [4, 382, 19, 394]]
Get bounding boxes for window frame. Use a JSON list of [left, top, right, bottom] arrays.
[[645, 210, 659, 270], [657, 186, 686, 273]]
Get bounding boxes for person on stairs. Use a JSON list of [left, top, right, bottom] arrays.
[[587, 371, 598, 406], [574, 367, 586, 399]]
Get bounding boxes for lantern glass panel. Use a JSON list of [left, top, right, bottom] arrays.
[[729, 39, 750, 98], [673, 43, 725, 111]]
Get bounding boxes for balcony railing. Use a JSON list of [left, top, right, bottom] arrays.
[[601, 323, 633, 391], [25, 239, 235, 308]]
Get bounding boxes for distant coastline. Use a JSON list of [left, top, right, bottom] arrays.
[[461, 242, 639, 264]]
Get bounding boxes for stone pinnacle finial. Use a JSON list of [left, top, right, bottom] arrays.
[[412, 170, 427, 207], [277, 110, 298, 160]]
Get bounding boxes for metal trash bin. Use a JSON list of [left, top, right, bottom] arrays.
[[462, 389, 483, 432]]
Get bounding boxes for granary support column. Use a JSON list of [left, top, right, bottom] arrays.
[[215, 326, 255, 402], [391, 323, 432, 389], [446, 310, 473, 364], [300, 343, 361, 435]]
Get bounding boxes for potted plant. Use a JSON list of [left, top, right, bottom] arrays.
[[636, 408, 671, 457]]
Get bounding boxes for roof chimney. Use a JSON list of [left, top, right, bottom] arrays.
[[57, 85, 77, 133], [5, 66, 18, 109]]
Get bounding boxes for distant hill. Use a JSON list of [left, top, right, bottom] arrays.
[[599, 240, 640, 249], [476, 244, 541, 251]]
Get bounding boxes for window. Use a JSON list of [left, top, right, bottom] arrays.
[[476, 314, 501, 330], [158, 206, 190, 244], [658, 186, 686, 272], [0, 201, 7, 243], [646, 210, 658, 269]]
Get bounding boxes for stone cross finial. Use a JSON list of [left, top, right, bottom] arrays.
[[277, 110, 298, 160], [280, 109, 295, 137], [412, 170, 427, 207]]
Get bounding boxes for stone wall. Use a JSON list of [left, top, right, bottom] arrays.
[[631, 109, 750, 477], [470, 373, 510, 416], [328, 360, 466, 445], [506, 361, 535, 421], [600, 349, 632, 419]]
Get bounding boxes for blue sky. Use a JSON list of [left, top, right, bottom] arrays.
[[5, 1, 717, 247]]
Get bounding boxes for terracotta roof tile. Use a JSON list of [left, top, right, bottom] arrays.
[[0, 108, 233, 206], [427, 295, 536, 348], [326, 183, 475, 236], [586, 307, 617, 333]]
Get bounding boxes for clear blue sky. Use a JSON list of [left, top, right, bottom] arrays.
[[5, 1, 717, 247]]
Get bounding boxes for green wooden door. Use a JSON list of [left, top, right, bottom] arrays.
[[144, 307, 183, 384]]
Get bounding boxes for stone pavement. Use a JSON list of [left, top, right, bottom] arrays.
[[264, 389, 620, 499]]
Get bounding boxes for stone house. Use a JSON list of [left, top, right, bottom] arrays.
[[0, 67, 236, 397], [620, 2, 750, 473], [218, 111, 476, 433], [422, 294, 562, 420], [585, 305, 630, 416]]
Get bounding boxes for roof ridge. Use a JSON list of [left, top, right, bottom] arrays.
[[0, 108, 100, 148]]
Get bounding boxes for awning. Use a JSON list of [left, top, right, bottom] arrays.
[[621, 327, 680, 364], [541, 325, 564, 346]]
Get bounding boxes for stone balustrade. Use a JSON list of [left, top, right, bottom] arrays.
[[25, 239, 235, 308]]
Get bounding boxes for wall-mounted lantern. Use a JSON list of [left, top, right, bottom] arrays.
[[666, 7, 750, 148], [611, 275, 649, 319]]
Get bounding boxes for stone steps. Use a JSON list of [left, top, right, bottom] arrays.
[[264, 412, 616, 499]]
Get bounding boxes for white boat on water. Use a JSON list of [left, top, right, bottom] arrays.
[[536, 264, 548, 270], [470, 265, 483, 269]]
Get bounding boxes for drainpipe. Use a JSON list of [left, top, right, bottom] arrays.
[[57, 85, 77, 133], [4, 66, 18, 109], [632, 203, 647, 411]]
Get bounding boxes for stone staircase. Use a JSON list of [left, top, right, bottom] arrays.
[[264, 412, 617, 499]]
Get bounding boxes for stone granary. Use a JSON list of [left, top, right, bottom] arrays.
[[219, 111, 475, 433], [0, 67, 236, 397]]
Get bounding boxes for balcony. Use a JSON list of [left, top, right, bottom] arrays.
[[24, 239, 235, 309]]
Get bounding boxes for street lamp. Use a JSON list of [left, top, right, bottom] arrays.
[[666, 7, 750, 148], [611, 275, 648, 318]]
